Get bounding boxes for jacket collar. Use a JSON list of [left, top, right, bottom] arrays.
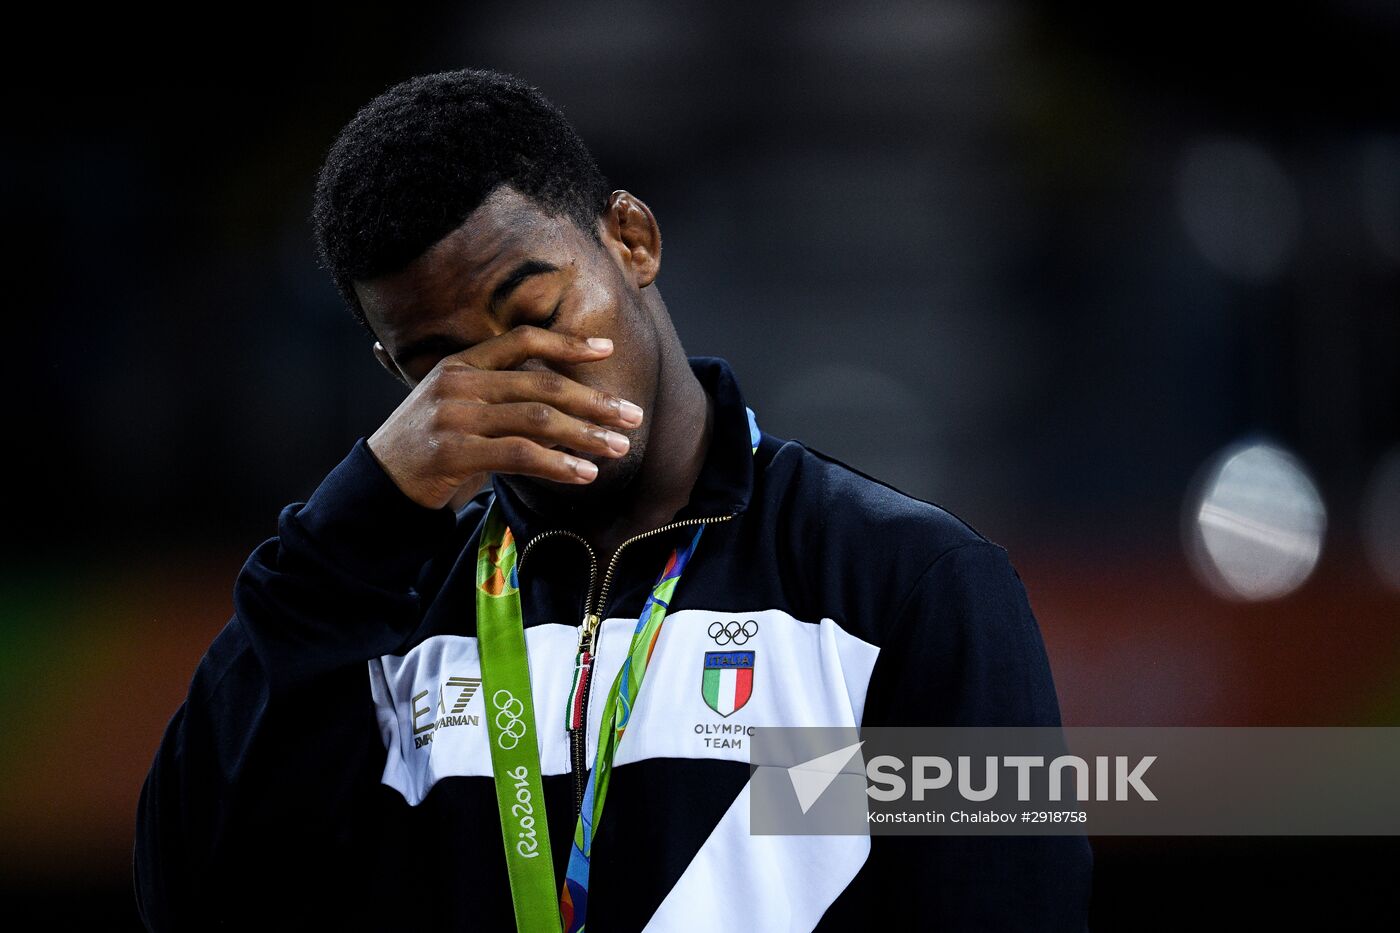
[[486, 355, 759, 553]]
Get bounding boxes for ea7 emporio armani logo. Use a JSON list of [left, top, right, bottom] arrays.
[[708, 618, 758, 645], [411, 676, 483, 750]]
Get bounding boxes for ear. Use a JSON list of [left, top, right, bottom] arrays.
[[372, 340, 410, 388], [600, 189, 661, 289]]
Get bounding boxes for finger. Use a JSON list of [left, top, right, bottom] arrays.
[[438, 360, 644, 431], [447, 399, 632, 460], [443, 324, 613, 374], [462, 433, 600, 484]]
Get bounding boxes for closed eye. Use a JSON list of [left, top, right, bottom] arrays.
[[396, 301, 562, 380]]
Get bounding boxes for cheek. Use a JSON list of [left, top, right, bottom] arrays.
[[571, 276, 623, 329], [566, 267, 658, 391], [571, 251, 645, 335], [569, 288, 653, 365]]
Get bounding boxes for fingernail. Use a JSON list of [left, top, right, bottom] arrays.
[[571, 457, 598, 479], [587, 337, 613, 351], [618, 400, 643, 424]]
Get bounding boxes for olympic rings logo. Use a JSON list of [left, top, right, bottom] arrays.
[[708, 618, 758, 646], [493, 689, 528, 750]]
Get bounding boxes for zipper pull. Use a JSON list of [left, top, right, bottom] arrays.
[[578, 611, 602, 653], [567, 612, 602, 732]]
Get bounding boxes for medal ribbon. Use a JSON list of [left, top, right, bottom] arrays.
[[476, 407, 760, 933], [477, 506, 562, 933]]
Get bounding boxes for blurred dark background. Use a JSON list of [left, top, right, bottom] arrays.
[[4, 1, 1398, 928]]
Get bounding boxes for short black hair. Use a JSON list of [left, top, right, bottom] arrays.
[[310, 68, 612, 339]]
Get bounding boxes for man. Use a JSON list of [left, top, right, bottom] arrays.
[[134, 68, 1092, 931]]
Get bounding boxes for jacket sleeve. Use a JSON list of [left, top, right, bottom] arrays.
[[132, 437, 460, 930], [845, 540, 1094, 932]]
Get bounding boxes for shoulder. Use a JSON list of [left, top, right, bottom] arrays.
[[756, 431, 1015, 643], [763, 431, 993, 559]]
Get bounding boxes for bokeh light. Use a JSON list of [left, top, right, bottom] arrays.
[[1175, 138, 1300, 282], [1361, 135, 1400, 266], [1362, 444, 1400, 592], [1184, 440, 1327, 601]]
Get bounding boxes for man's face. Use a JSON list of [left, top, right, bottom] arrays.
[[352, 183, 663, 511]]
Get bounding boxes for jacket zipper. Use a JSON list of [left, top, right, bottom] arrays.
[[515, 511, 739, 823]]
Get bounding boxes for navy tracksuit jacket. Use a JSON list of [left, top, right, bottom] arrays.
[[134, 354, 1093, 930]]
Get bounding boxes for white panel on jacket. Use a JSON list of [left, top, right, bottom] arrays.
[[367, 610, 880, 806], [641, 781, 871, 932], [588, 608, 878, 767], [369, 625, 577, 806]]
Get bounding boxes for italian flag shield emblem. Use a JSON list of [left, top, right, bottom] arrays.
[[702, 651, 755, 717]]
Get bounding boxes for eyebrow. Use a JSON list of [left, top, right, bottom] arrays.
[[394, 258, 562, 367], [488, 259, 561, 315]]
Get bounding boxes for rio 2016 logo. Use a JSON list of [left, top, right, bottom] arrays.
[[493, 689, 528, 750], [507, 764, 541, 859], [492, 690, 539, 858]]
